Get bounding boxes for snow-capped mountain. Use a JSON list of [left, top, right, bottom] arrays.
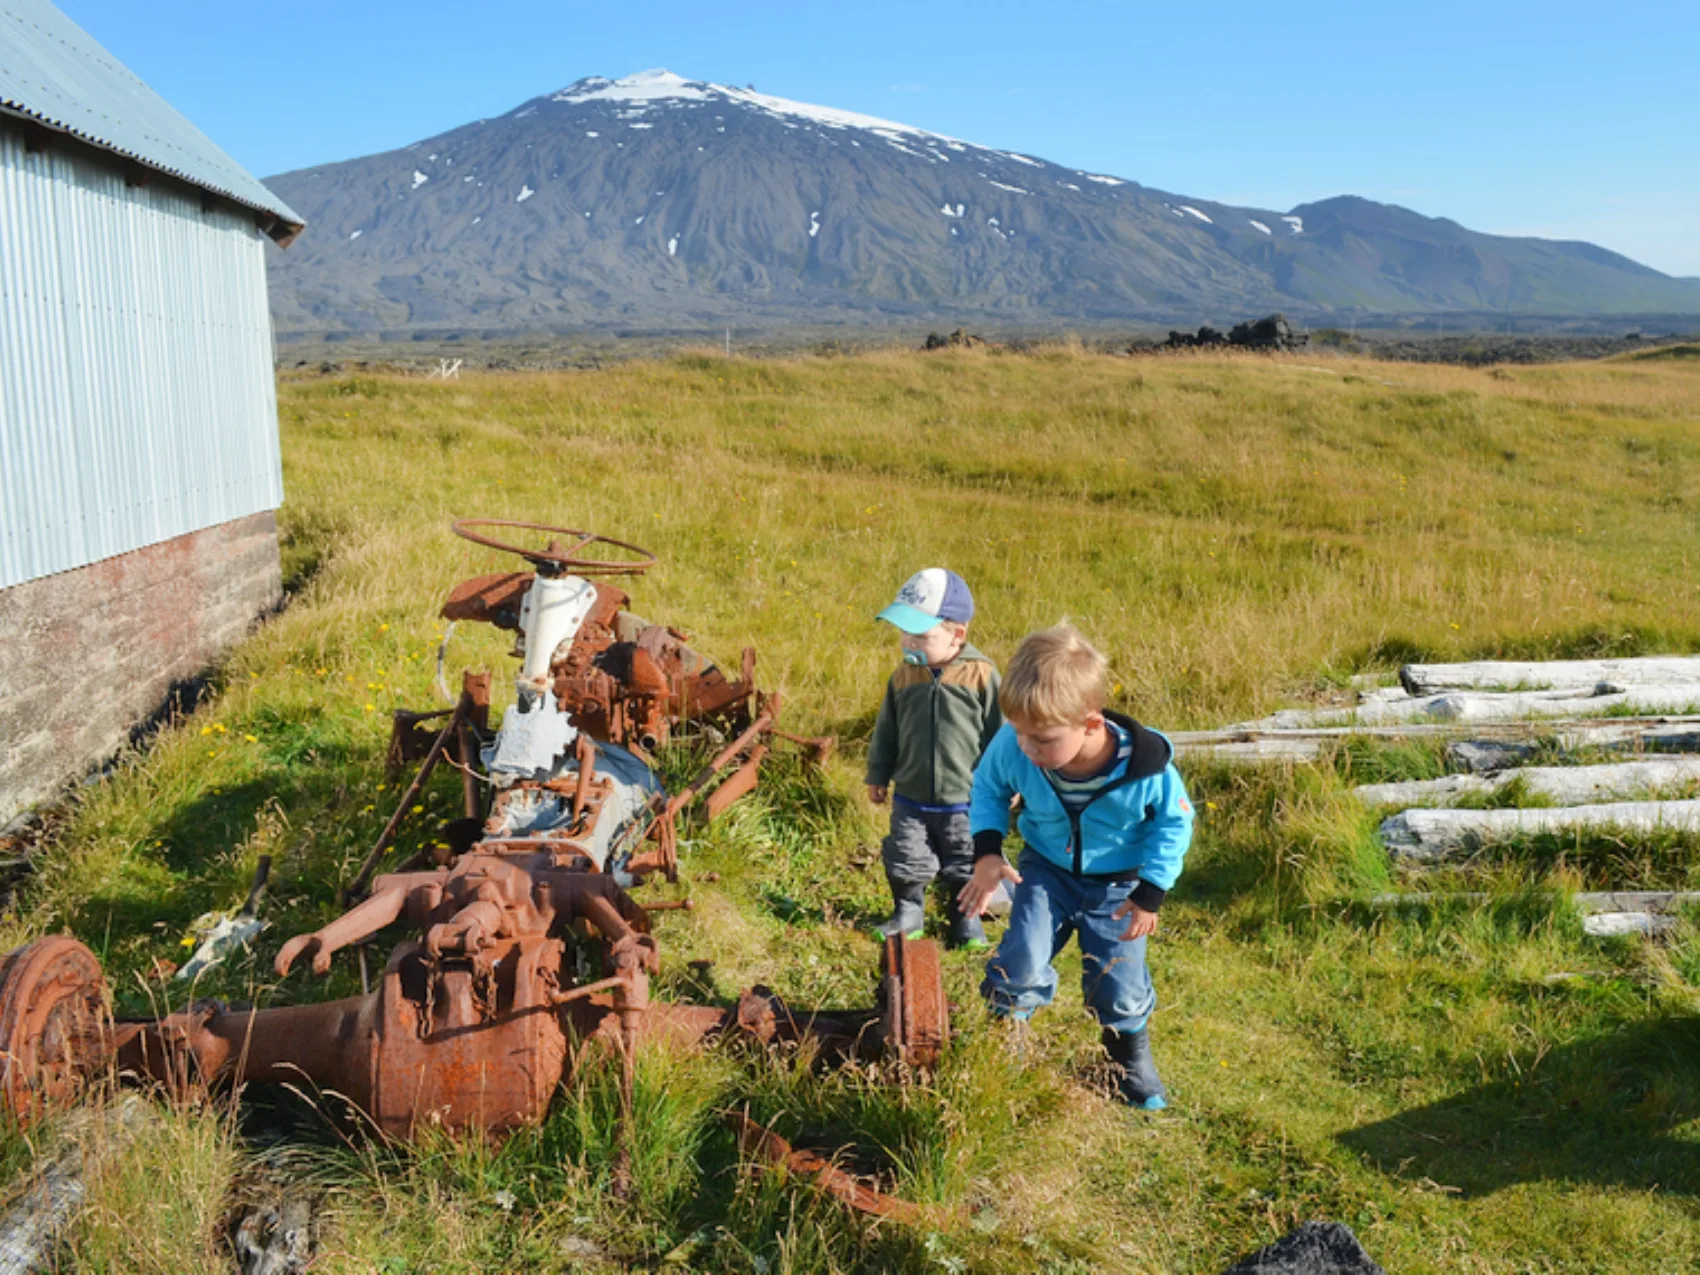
[[264, 69, 1700, 336]]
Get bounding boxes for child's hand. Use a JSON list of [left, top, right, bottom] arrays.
[[866, 784, 888, 805], [957, 856, 1021, 919], [1111, 898, 1159, 941]]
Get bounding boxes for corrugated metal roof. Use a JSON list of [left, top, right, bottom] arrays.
[[0, 0, 303, 244]]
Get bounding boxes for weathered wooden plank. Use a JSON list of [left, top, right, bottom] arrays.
[[1354, 757, 1700, 808], [1368, 890, 1700, 913], [1582, 912, 1676, 937], [1380, 799, 1700, 862], [1173, 738, 1327, 764], [1228, 685, 1700, 731], [1171, 715, 1700, 748], [1402, 656, 1700, 696]]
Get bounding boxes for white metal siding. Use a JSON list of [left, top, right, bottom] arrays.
[[0, 125, 283, 589]]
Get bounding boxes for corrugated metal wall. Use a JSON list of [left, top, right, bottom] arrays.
[[0, 123, 284, 590]]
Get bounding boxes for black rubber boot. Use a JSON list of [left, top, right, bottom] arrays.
[[942, 885, 989, 951], [872, 879, 927, 941], [1102, 1026, 1167, 1110]]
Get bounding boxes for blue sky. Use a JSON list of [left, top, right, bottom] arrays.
[[60, 0, 1699, 276]]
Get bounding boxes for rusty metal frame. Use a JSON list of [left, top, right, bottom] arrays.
[[0, 519, 947, 1220]]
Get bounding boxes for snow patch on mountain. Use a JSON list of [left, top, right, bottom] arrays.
[[1282, 215, 1304, 233], [1249, 220, 1272, 234], [1179, 205, 1214, 224], [549, 68, 978, 149], [555, 70, 713, 105], [411, 170, 429, 189]]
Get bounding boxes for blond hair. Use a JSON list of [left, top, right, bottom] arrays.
[[1000, 623, 1110, 726]]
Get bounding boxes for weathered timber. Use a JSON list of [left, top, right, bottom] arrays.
[[1171, 716, 1700, 767], [1228, 685, 1700, 731], [1369, 890, 1700, 913], [1354, 757, 1700, 808], [1381, 799, 1700, 862], [1583, 912, 1676, 937], [1402, 656, 1700, 696], [1174, 738, 1328, 763]]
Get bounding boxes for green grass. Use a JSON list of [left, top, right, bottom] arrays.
[[5, 346, 1700, 1271]]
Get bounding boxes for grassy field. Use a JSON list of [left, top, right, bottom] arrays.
[[5, 344, 1700, 1272]]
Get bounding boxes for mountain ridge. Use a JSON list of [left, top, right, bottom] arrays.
[[263, 69, 1700, 336]]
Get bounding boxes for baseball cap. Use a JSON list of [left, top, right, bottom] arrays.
[[876, 568, 975, 635]]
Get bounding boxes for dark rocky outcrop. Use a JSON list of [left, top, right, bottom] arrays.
[[1166, 324, 1228, 348], [923, 328, 986, 350], [1228, 313, 1308, 350], [1161, 314, 1307, 351]]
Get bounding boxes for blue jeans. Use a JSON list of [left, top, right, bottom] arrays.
[[981, 850, 1156, 1034]]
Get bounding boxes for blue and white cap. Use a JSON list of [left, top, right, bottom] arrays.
[[876, 568, 975, 635]]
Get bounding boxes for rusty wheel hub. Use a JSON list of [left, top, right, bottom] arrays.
[[0, 936, 111, 1121], [879, 936, 948, 1068]]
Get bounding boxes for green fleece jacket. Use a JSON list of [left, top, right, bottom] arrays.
[[864, 644, 1003, 806]]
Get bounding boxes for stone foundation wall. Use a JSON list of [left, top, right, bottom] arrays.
[[0, 511, 282, 826]]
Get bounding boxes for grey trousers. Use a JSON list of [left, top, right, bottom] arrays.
[[882, 803, 974, 891]]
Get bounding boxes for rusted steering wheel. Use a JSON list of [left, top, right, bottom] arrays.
[[451, 519, 657, 576]]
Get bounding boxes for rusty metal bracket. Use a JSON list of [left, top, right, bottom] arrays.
[[727, 1111, 938, 1225]]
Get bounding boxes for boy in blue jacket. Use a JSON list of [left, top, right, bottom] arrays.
[[956, 623, 1194, 1109]]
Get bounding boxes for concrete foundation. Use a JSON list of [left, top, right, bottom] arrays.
[[0, 512, 281, 826]]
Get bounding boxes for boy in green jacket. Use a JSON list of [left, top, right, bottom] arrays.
[[865, 569, 1003, 948]]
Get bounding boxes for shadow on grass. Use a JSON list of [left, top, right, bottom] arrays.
[[1340, 1014, 1700, 1198]]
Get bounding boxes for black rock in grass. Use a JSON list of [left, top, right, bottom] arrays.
[[1221, 1221, 1386, 1275]]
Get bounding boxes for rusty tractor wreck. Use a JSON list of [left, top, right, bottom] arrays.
[[0, 521, 950, 1217]]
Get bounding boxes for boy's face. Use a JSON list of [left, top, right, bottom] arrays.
[[900, 622, 966, 668], [1007, 710, 1105, 770]]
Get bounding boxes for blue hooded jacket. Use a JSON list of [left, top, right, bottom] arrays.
[[969, 711, 1194, 911]]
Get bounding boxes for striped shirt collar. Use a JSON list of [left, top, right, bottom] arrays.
[[1046, 719, 1132, 791]]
